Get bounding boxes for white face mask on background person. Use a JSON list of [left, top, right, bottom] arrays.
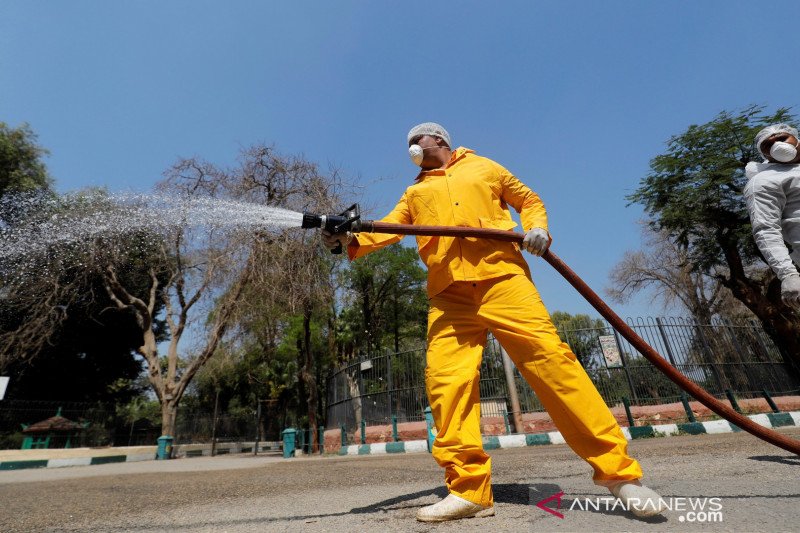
[[770, 141, 798, 163], [409, 144, 424, 166]]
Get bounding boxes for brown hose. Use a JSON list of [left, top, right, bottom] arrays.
[[364, 221, 800, 455]]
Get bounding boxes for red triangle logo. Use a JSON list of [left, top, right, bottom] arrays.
[[535, 491, 565, 519]]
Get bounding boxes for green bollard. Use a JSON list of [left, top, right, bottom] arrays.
[[281, 428, 296, 458], [340, 424, 347, 448], [762, 390, 780, 413], [725, 389, 742, 413], [502, 409, 511, 435], [392, 415, 399, 442], [424, 407, 436, 453], [360, 419, 366, 445], [621, 396, 636, 427], [680, 392, 697, 423], [156, 435, 174, 460], [318, 425, 324, 454]]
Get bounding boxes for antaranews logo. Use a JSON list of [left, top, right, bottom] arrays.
[[531, 488, 723, 523]]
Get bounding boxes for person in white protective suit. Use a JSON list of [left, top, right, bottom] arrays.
[[743, 123, 800, 308]]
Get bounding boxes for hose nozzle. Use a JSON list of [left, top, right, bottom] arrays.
[[302, 204, 369, 254]]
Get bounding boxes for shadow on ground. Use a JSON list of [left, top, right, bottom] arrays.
[[748, 454, 800, 466]]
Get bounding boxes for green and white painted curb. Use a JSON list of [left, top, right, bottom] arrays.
[[338, 410, 800, 456], [0, 452, 153, 471], [0, 441, 282, 471]]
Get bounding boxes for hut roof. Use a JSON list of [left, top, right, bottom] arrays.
[[22, 415, 82, 433]]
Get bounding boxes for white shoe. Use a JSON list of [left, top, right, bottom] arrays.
[[416, 493, 495, 522], [609, 481, 667, 518]]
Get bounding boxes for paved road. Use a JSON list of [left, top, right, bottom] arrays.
[[1, 428, 799, 532]]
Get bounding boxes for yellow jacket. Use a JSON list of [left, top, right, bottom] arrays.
[[348, 147, 549, 297]]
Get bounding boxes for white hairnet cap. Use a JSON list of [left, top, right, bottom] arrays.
[[408, 122, 451, 148], [754, 123, 799, 158]]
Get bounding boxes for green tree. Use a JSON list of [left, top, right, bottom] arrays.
[[551, 311, 606, 369], [627, 105, 800, 372], [187, 341, 299, 441], [340, 243, 427, 354], [0, 122, 52, 198]]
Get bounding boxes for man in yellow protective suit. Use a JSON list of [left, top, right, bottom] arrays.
[[322, 122, 665, 522]]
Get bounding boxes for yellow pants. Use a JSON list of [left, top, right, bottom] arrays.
[[425, 274, 642, 507]]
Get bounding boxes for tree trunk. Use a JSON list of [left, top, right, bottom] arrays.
[[361, 278, 373, 353], [161, 399, 178, 437], [719, 236, 800, 380], [756, 308, 800, 379], [393, 283, 400, 354], [300, 306, 319, 453], [345, 370, 362, 430], [725, 269, 800, 379]]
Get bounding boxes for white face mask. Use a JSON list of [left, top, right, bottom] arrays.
[[770, 141, 798, 163], [408, 144, 424, 166]]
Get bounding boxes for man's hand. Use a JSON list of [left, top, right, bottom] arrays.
[[781, 274, 800, 308], [321, 229, 353, 250], [522, 228, 550, 256]]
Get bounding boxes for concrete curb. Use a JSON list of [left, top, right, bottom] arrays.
[[333, 410, 800, 456], [4, 412, 797, 468], [0, 441, 282, 471]]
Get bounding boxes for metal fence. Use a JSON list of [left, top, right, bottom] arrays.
[[325, 316, 800, 431], [0, 400, 261, 450], [3, 317, 798, 450]]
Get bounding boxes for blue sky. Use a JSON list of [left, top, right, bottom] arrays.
[[1, 1, 797, 319]]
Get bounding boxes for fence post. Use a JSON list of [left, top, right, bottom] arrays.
[[386, 353, 394, 422], [694, 319, 726, 392], [655, 318, 679, 367], [680, 392, 697, 423], [210, 389, 220, 457], [725, 389, 742, 413], [724, 319, 759, 392], [762, 390, 780, 413], [254, 400, 261, 456], [621, 396, 636, 427], [500, 346, 524, 433]]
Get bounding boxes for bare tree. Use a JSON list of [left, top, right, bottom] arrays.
[[0, 192, 162, 375], [2, 145, 355, 444], [225, 145, 353, 452], [607, 224, 752, 323], [101, 193, 255, 436], [0, 267, 74, 372], [98, 144, 345, 437], [147, 145, 356, 450]]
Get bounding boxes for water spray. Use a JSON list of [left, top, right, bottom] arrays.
[[302, 211, 800, 455]]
